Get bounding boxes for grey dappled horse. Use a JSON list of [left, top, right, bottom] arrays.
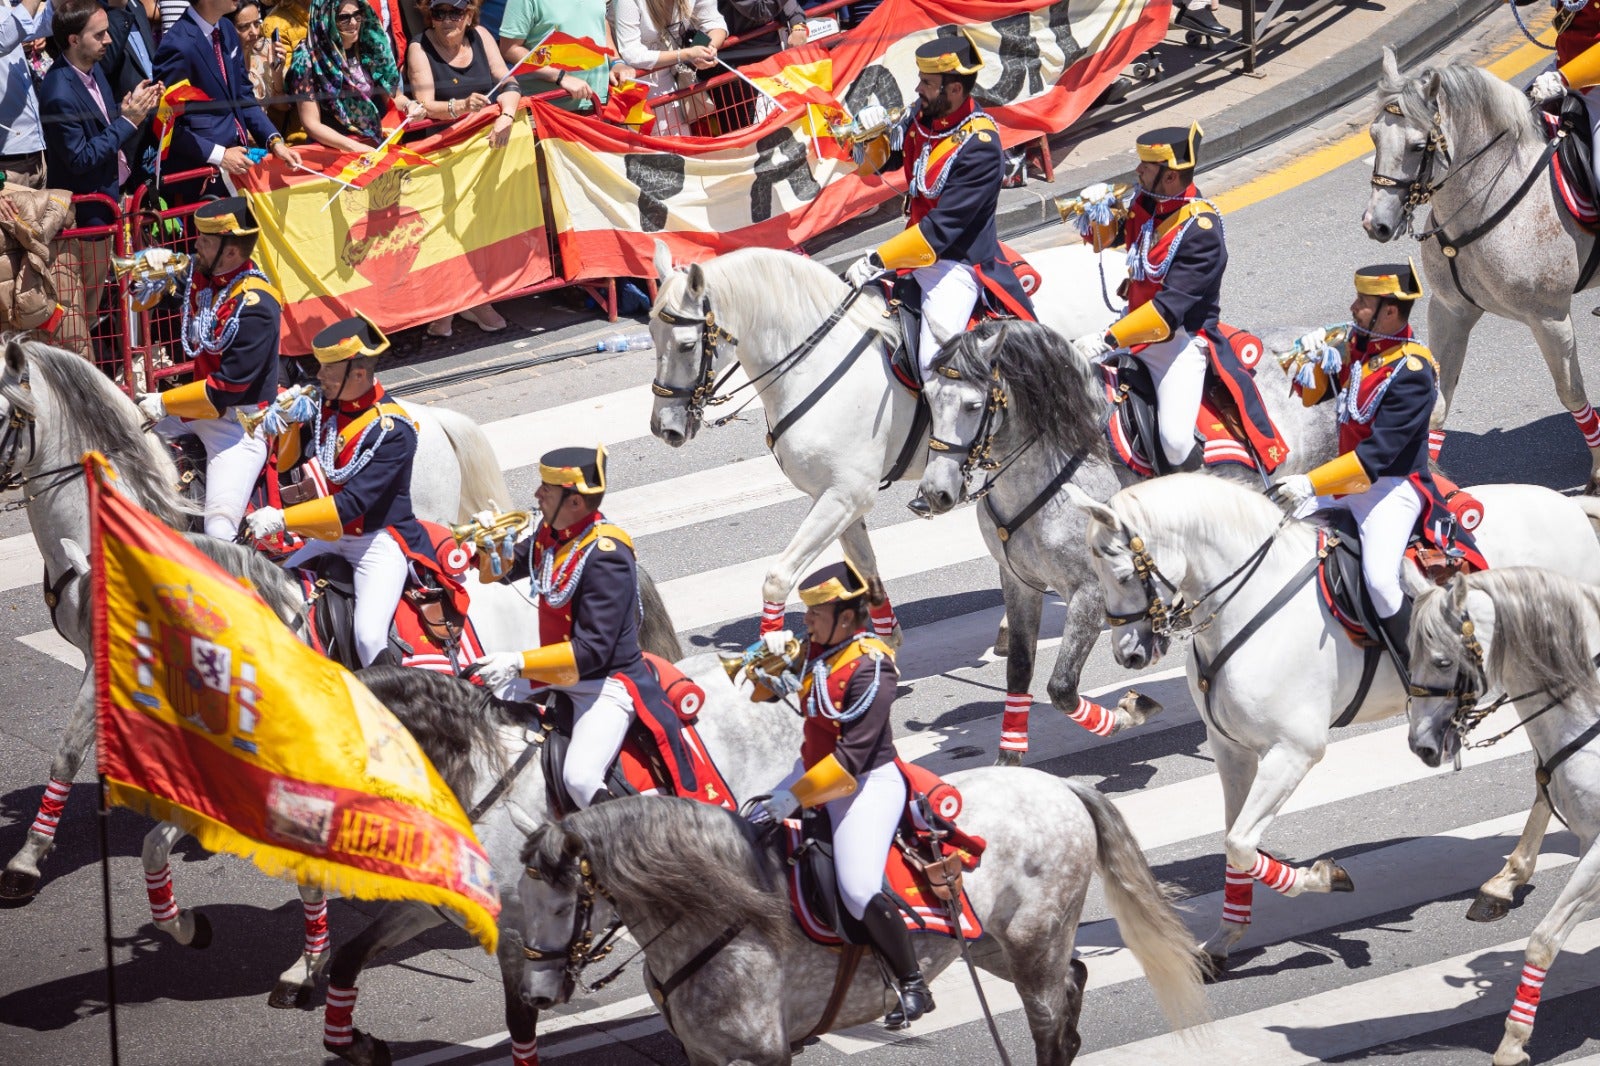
[[518, 779, 1210, 1065]]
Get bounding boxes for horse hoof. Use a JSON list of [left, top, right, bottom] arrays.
[[1466, 891, 1511, 923], [267, 980, 313, 1010], [1326, 862, 1355, 893], [1201, 952, 1229, 982], [995, 750, 1024, 768], [0, 869, 40, 906], [188, 911, 213, 950], [327, 1030, 392, 1066], [1117, 689, 1164, 727]]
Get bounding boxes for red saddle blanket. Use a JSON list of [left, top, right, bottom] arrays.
[[611, 654, 736, 811], [782, 762, 985, 946], [1544, 111, 1600, 227]]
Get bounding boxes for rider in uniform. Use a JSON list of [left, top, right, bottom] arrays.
[[137, 197, 279, 538], [244, 313, 433, 669], [472, 446, 658, 810], [746, 561, 935, 1029], [1528, 0, 1600, 154], [843, 31, 1035, 382], [1073, 124, 1287, 473], [1272, 262, 1485, 680]]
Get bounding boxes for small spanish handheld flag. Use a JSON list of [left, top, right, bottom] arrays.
[[527, 30, 614, 72], [152, 80, 212, 162], [599, 78, 655, 134]]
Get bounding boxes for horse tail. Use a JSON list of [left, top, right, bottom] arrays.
[[637, 565, 684, 662], [431, 407, 512, 522], [1067, 779, 1211, 1033]]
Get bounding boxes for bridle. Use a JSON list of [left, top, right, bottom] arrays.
[[0, 362, 84, 513], [521, 856, 625, 994], [1369, 102, 1455, 237], [650, 291, 739, 434], [925, 359, 1009, 502]]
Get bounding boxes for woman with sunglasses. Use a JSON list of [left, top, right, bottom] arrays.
[[404, 0, 518, 335], [229, 2, 290, 131], [288, 0, 421, 154]]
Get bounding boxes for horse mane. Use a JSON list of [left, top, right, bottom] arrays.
[[679, 247, 892, 348], [182, 534, 309, 628], [7, 338, 195, 528], [356, 666, 522, 805], [522, 795, 791, 943], [1377, 58, 1541, 151], [932, 320, 1108, 461], [1108, 473, 1306, 551], [1417, 568, 1600, 706]]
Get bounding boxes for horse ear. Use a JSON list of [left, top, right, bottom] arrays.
[[1421, 67, 1442, 105], [1065, 484, 1121, 533], [1447, 571, 1470, 613], [1399, 561, 1434, 602], [4, 337, 25, 377], [1380, 46, 1399, 86], [686, 263, 706, 301], [652, 239, 673, 283], [559, 827, 584, 861]]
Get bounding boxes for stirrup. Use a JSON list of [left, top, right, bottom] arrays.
[[883, 973, 935, 1029]]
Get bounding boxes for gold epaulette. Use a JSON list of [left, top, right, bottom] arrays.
[[226, 273, 281, 308]]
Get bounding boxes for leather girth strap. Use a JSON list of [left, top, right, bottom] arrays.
[[1536, 715, 1600, 830], [766, 331, 880, 450], [800, 944, 867, 1045]]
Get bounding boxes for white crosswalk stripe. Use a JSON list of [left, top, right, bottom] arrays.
[[9, 369, 1600, 1066]]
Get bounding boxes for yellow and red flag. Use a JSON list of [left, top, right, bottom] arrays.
[[599, 79, 655, 134], [741, 44, 839, 110], [152, 80, 211, 161], [526, 30, 614, 72], [87, 454, 501, 951], [324, 141, 436, 190]]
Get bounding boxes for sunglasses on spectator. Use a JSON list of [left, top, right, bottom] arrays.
[[335, 10, 365, 24], [429, 6, 465, 18]]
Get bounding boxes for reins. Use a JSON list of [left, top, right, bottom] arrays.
[[1, 365, 87, 513]]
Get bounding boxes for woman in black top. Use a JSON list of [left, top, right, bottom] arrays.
[[404, 0, 519, 336]]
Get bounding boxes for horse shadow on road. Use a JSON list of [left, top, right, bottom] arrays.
[[0, 783, 213, 890], [1437, 415, 1592, 491]]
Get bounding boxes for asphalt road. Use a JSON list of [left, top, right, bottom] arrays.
[[5, 25, 1600, 1066]]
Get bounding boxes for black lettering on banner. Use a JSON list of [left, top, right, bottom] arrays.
[[842, 63, 906, 115], [1049, 0, 1083, 69], [974, 12, 1043, 105], [624, 153, 686, 233], [749, 127, 820, 223]]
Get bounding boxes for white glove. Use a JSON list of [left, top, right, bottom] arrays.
[[844, 254, 884, 288], [1072, 331, 1114, 361], [852, 104, 888, 132], [1529, 70, 1567, 103], [245, 506, 286, 538], [470, 508, 497, 529], [761, 629, 794, 657], [1294, 328, 1329, 354], [745, 789, 799, 827], [474, 651, 524, 689], [1078, 181, 1111, 203], [1269, 474, 1315, 513], [137, 392, 166, 422], [144, 247, 176, 272]]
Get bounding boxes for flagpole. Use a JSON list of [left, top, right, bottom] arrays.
[[321, 117, 412, 213], [487, 27, 554, 101], [97, 775, 122, 1066], [710, 56, 820, 158]]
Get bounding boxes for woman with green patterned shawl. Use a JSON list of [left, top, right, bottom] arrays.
[[289, 0, 422, 152]]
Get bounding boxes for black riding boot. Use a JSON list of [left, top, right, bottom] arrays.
[[1375, 597, 1414, 689], [861, 894, 935, 1028], [586, 786, 619, 806]]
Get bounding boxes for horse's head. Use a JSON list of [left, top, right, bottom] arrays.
[[648, 240, 728, 448], [515, 823, 618, 1009], [1366, 48, 1445, 243], [1406, 574, 1490, 769], [917, 327, 1010, 515], [1, 337, 42, 487], [1069, 485, 1175, 669]]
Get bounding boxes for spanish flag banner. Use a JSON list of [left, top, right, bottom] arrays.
[[599, 79, 656, 134], [741, 45, 838, 111], [236, 109, 551, 354], [529, 30, 614, 71], [152, 80, 212, 161], [87, 455, 501, 952]]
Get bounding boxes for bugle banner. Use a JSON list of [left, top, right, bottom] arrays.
[[87, 454, 500, 951], [536, 0, 1168, 280], [236, 110, 551, 355]]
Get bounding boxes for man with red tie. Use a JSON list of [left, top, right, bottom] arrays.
[[152, 0, 300, 190]]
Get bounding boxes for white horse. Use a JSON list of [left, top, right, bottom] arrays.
[[1365, 49, 1600, 490], [1072, 474, 1600, 971], [0, 337, 509, 910], [915, 320, 1337, 761], [318, 654, 801, 1066], [1408, 567, 1600, 1066], [647, 239, 1118, 641]]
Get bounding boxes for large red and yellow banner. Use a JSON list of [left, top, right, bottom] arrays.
[[237, 110, 552, 355], [537, 0, 1168, 280], [88, 455, 501, 951]]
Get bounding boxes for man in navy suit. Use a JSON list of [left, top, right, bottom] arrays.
[[98, 0, 158, 181], [153, 0, 300, 191]]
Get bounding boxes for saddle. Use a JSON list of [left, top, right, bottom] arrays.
[[540, 654, 736, 816], [296, 520, 483, 673], [1543, 95, 1598, 228], [782, 760, 985, 947], [1103, 324, 1269, 477]]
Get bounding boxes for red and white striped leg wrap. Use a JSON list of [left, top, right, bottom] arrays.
[[759, 600, 785, 635], [1427, 428, 1446, 462], [1222, 865, 1254, 926], [144, 864, 179, 924], [999, 694, 1031, 754], [324, 984, 358, 1048], [1508, 963, 1546, 1028], [868, 599, 899, 639], [302, 897, 330, 956], [1065, 696, 1116, 738], [30, 777, 71, 839], [511, 1036, 539, 1066], [1247, 850, 1301, 895], [1573, 404, 1600, 450]]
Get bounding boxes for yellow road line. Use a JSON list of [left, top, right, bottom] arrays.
[[1212, 17, 1556, 215]]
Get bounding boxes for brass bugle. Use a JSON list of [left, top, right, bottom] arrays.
[[450, 509, 536, 546], [830, 106, 905, 148], [237, 384, 323, 437], [113, 249, 191, 312], [1054, 182, 1132, 226]]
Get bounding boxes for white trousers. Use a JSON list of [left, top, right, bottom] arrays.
[[1134, 329, 1209, 466], [152, 413, 268, 539], [557, 677, 635, 809], [285, 529, 409, 667], [779, 759, 906, 920], [1308, 475, 1423, 618], [912, 260, 980, 377]]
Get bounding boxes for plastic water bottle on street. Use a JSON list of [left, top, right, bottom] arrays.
[[595, 331, 654, 353]]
